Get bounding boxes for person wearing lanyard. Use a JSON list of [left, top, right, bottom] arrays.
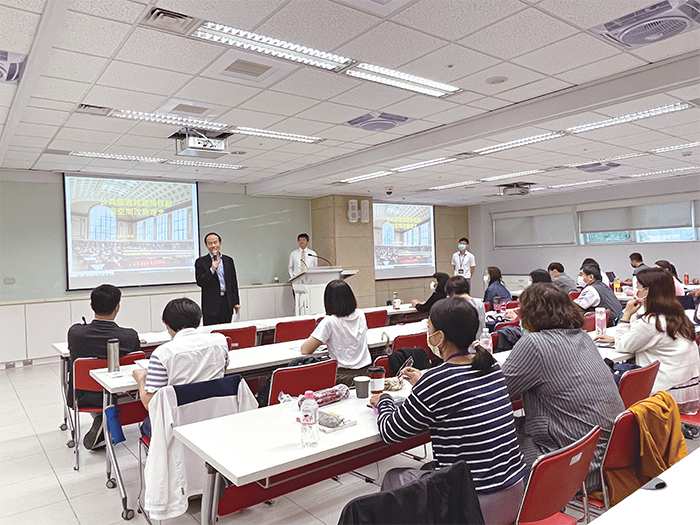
[[451, 237, 476, 282]]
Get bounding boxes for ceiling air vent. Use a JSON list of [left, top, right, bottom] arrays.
[[140, 8, 200, 35], [75, 104, 112, 116], [170, 103, 209, 116], [498, 182, 534, 196], [345, 111, 412, 132], [0, 50, 26, 83], [224, 59, 273, 78], [575, 162, 621, 173], [590, 0, 700, 48]]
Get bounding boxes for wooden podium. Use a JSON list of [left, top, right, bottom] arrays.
[[289, 267, 357, 315]]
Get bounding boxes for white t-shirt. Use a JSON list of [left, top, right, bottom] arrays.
[[310, 309, 371, 369], [288, 247, 317, 277], [451, 250, 476, 277]]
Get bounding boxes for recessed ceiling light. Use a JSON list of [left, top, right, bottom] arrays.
[[485, 76, 508, 85], [548, 179, 605, 189], [340, 170, 394, 183], [109, 109, 230, 132], [232, 127, 323, 143], [394, 157, 458, 172], [650, 141, 700, 153], [626, 166, 698, 178], [473, 132, 565, 155], [346, 63, 462, 98], [169, 159, 243, 170], [429, 180, 479, 190], [565, 152, 647, 168], [480, 169, 544, 182], [192, 22, 354, 72], [69, 151, 166, 163], [565, 102, 691, 134]]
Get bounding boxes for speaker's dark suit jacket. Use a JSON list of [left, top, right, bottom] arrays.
[[195, 253, 239, 319]]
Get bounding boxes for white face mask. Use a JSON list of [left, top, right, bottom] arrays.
[[426, 331, 442, 358], [577, 275, 586, 287], [430, 281, 436, 291], [483, 275, 490, 286]]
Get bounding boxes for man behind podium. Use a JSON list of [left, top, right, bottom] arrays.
[[195, 232, 240, 326], [67, 284, 140, 449], [288, 233, 317, 278]]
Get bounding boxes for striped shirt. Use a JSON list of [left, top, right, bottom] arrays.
[[376, 362, 528, 493]]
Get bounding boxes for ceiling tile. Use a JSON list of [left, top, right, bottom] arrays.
[[257, 0, 379, 51], [393, 0, 525, 41], [174, 77, 260, 107], [0, 5, 40, 54], [311, 124, 372, 142], [27, 97, 75, 111], [468, 97, 511, 111], [513, 33, 619, 75], [82, 85, 168, 112], [423, 104, 485, 124], [667, 84, 700, 102], [54, 126, 121, 144], [459, 7, 579, 60], [380, 95, 459, 120], [154, 0, 289, 31], [0, 0, 45, 13], [2, 158, 34, 169], [4, 149, 41, 162], [537, 0, 670, 30], [594, 93, 681, 117], [270, 118, 332, 136], [55, 12, 132, 57], [381, 119, 439, 136], [636, 107, 700, 131], [555, 53, 647, 85], [217, 108, 285, 129], [295, 102, 363, 124], [401, 44, 500, 83], [498, 77, 572, 103], [270, 68, 360, 101], [335, 22, 446, 69], [456, 62, 545, 95], [34, 76, 91, 103], [0, 84, 17, 107], [10, 135, 51, 149], [0, 106, 8, 125], [43, 48, 108, 84], [126, 120, 183, 138], [238, 90, 320, 117], [629, 30, 700, 63], [111, 134, 172, 150], [62, 113, 135, 133], [329, 82, 412, 111], [97, 61, 191, 95], [68, 0, 146, 23], [660, 122, 700, 141], [115, 27, 224, 74], [21, 107, 69, 127]]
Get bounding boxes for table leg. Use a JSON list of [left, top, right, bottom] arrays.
[[102, 390, 134, 520], [201, 463, 220, 525], [60, 356, 73, 435]]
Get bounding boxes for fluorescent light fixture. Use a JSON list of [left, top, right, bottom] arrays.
[[168, 160, 243, 170], [394, 157, 458, 172], [109, 109, 229, 132], [529, 187, 546, 192], [650, 141, 700, 153], [70, 151, 166, 163], [627, 166, 698, 178], [340, 171, 394, 184], [345, 63, 461, 98], [565, 102, 691, 134], [192, 22, 353, 72], [473, 132, 565, 155], [232, 126, 324, 144], [480, 169, 544, 182], [565, 152, 647, 168], [548, 179, 605, 189], [429, 180, 479, 190]]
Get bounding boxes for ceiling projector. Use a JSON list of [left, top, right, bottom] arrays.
[[170, 128, 230, 159]]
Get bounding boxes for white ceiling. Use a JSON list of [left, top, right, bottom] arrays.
[[0, 0, 698, 206]]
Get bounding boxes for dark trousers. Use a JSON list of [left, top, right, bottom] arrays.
[[203, 293, 233, 326]]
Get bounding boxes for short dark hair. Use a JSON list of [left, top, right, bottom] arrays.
[[162, 298, 202, 332], [580, 258, 600, 271], [204, 232, 221, 244], [445, 275, 471, 296], [91, 284, 121, 315], [429, 297, 495, 373], [629, 252, 643, 263], [324, 279, 357, 317], [297, 233, 309, 241], [529, 269, 552, 283], [433, 272, 450, 294], [581, 264, 602, 281], [486, 266, 502, 285], [547, 262, 564, 273], [519, 283, 584, 332], [458, 237, 469, 244]]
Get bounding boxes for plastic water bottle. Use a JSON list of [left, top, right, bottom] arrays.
[[479, 328, 493, 353], [300, 390, 319, 447]]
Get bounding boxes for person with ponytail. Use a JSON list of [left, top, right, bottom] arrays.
[[371, 297, 528, 525], [596, 268, 700, 414], [502, 283, 624, 492]]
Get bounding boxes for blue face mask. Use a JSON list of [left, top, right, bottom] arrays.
[[458, 244, 467, 251]]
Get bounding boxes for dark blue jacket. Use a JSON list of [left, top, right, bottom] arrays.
[[484, 281, 512, 308]]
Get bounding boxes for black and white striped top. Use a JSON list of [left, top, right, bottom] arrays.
[[376, 362, 528, 493]]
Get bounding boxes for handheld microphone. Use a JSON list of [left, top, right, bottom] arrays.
[[308, 253, 333, 266]]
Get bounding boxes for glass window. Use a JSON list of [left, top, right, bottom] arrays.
[[88, 205, 116, 241], [144, 218, 154, 240], [137, 221, 144, 241], [635, 227, 696, 243], [419, 223, 429, 245], [583, 231, 633, 244], [157, 214, 168, 241], [173, 208, 188, 241], [381, 222, 395, 246]]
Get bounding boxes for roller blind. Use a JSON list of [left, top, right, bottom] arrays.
[[695, 200, 700, 227], [579, 201, 692, 233], [494, 212, 576, 247]]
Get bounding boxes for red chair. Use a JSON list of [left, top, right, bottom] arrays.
[[618, 361, 660, 409], [569, 290, 581, 300], [274, 318, 316, 343], [268, 359, 338, 405], [515, 426, 601, 524], [392, 332, 431, 361], [364, 309, 388, 329], [506, 301, 519, 309], [373, 355, 390, 376], [212, 326, 257, 349], [490, 332, 499, 352], [583, 312, 596, 332], [494, 319, 520, 332], [71, 352, 147, 471]]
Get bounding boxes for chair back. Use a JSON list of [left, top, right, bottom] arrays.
[[392, 332, 431, 361], [677, 294, 695, 310], [494, 319, 520, 332], [73, 351, 146, 392], [373, 356, 390, 376], [212, 326, 257, 349], [516, 426, 601, 524], [490, 332, 499, 352], [364, 309, 388, 329], [583, 312, 596, 332], [618, 361, 660, 408], [484, 302, 491, 312], [274, 318, 317, 343], [268, 359, 338, 405], [569, 290, 581, 300], [506, 301, 519, 309], [599, 410, 640, 508]]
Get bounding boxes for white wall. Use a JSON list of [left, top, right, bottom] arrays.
[[469, 176, 700, 297]]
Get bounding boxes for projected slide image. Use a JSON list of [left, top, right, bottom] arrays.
[[373, 203, 436, 280], [65, 176, 199, 290]]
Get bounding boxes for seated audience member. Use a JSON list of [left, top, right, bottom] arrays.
[[67, 284, 140, 450], [529, 268, 551, 284], [596, 269, 700, 414], [547, 262, 577, 293], [629, 252, 650, 277], [579, 257, 610, 285], [132, 298, 229, 436], [574, 265, 622, 323], [654, 259, 685, 296], [445, 275, 486, 335], [411, 272, 449, 312], [483, 266, 512, 308], [373, 298, 528, 525], [302, 279, 371, 386], [502, 283, 624, 492]]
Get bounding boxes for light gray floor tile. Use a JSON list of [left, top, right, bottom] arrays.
[[0, 451, 55, 488], [0, 473, 66, 519], [0, 500, 79, 525]]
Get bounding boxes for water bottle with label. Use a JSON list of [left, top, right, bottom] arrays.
[[595, 307, 607, 335], [479, 328, 493, 353], [392, 291, 401, 310], [300, 390, 319, 447]]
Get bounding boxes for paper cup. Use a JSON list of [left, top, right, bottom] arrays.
[[354, 376, 370, 398]]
